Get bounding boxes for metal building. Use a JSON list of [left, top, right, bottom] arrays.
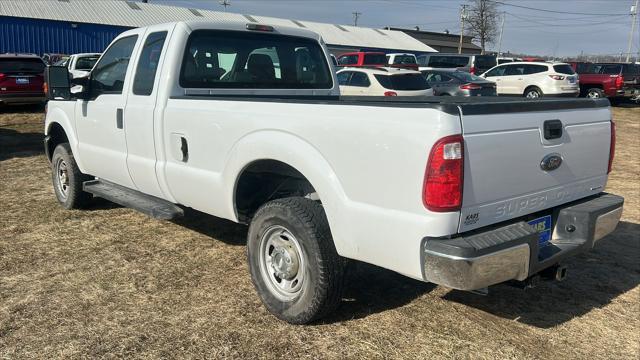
[[0, 0, 436, 56]]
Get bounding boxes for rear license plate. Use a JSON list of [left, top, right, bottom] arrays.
[[568, 77, 576, 84], [15, 77, 29, 85], [528, 215, 552, 245]]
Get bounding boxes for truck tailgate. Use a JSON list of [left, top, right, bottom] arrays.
[[457, 99, 612, 232]]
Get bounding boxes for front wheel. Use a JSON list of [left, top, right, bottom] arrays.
[[51, 143, 92, 209], [247, 197, 346, 324], [586, 88, 605, 99]]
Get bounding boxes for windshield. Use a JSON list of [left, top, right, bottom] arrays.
[[449, 71, 485, 82], [392, 55, 417, 65], [374, 73, 430, 90], [428, 56, 469, 68], [75, 56, 100, 70], [553, 64, 575, 75], [363, 53, 387, 65], [0, 58, 45, 73]]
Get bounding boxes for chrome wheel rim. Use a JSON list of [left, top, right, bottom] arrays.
[[587, 91, 601, 98], [258, 225, 305, 301], [526, 90, 540, 98], [55, 158, 69, 199]]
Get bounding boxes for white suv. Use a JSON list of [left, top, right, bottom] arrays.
[[337, 67, 433, 96], [480, 62, 579, 98]]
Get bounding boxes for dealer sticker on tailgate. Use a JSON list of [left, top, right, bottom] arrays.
[[528, 215, 552, 245]]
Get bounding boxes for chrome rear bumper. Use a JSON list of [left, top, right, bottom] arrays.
[[421, 193, 624, 291]]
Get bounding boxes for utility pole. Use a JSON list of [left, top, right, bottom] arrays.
[[352, 12, 362, 27], [220, 0, 231, 12], [626, 0, 638, 62], [497, 11, 506, 57], [458, 4, 467, 54]]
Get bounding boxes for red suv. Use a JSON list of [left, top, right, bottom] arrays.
[[0, 54, 46, 106], [337, 52, 387, 68]]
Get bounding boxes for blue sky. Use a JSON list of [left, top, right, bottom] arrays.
[[157, 0, 638, 57]]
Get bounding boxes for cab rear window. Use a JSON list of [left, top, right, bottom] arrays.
[[180, 30, 332, 89], [363, 54, 387, 65], [428, 56, 469, 68], [374, 74, 430, 90], [0, 58, 45, 73]]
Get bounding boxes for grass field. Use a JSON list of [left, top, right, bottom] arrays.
[[1, 104, 638, 359]]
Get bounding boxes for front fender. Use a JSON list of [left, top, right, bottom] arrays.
[[221, 130, 356, 257], [45, 101, 85, 170]]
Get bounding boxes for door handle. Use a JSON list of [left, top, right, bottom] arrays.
[[180, 136, 189, 162], [116, 108, 123, 129], [518, 78, 523, 80]]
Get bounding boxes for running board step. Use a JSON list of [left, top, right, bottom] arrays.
[[83, 179, 184, 220]]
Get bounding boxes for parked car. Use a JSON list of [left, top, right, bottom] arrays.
[[337, 67, 432, 96], [56, 53, 101, 78], [417, 53, 497, 75], [385, 53, 419, 70], [43, 20, 623, 325], [336, 51, 387, 68], [421, 69, 496, 96], [480, 62, 579, 98], [0, 53, 46, 106], [42, 53, 68, 66], [569, 62, 640, 101]]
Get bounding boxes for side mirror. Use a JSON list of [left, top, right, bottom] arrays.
[[44, 66, 71, 100]]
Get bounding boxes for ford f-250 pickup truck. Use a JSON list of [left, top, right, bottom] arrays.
[[43, 21, 624, 324]]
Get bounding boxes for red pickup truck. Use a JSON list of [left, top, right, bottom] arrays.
[[569, 62, 640, 102], [336, 51, 387, 68]]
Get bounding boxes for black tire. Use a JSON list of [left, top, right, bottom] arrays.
[[51, 143, 92, 209], [586, 88, 605, 99], [247, 197, 346, 324], [524, 86, 543, 98]]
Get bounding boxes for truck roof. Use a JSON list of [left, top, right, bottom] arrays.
[[119, 20, 323, 42]]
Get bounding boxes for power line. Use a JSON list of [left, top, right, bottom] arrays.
[[505, 12, 629, 28], [494, 1, 628, 16]]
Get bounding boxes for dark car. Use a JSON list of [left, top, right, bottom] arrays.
[[421, 69, 496, 96], [0, 53, 46, 106]]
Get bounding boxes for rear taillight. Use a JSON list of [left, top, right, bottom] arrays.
[[469, 66, 476, 74], [384, 91, 397, 96], [608, 121, 616, 174], [614, 75, 623, 89], [423, 134, 464, 212], [548, 75, 565, 80], [459, 83, 482, 90]]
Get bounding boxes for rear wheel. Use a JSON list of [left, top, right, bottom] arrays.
[[524, 86, 543, 98], [51, 143, 92, 209], [247, 197, 346, 324], [586, 88, 605, 99]]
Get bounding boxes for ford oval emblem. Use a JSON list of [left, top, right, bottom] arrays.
[[540, 153, 563, 171]]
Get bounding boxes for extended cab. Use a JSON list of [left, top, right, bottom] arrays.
[[44, 21, 623, 324]]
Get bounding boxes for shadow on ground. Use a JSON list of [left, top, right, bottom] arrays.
[[0, 127, 44, 161], [444, 221, 640, 328]]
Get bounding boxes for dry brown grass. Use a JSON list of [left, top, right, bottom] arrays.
[[0, 103, 638, 359]]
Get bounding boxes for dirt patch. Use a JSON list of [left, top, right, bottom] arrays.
[[1, 104, 638, 359]]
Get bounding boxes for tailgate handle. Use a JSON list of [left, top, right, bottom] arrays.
[[543, 120, 563, 140]]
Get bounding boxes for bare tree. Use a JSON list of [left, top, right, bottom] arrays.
[[465, 0, 500, 54]]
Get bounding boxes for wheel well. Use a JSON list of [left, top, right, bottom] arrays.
[[46, 123, 68, 161], [234, 160, 317, 224]]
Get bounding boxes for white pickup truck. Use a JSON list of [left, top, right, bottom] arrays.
[[43, 20, 624, 324]]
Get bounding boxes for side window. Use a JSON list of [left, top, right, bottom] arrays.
[[524, 64, 548, 75], [91, 35, 138, 96], [337, 71, 351, 85], [504, 64, 525, 76], [133, 31, 167, 96], [338, 55, 358, 65], [349, 72, 370, 87], [485, 66, 506, 77]]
